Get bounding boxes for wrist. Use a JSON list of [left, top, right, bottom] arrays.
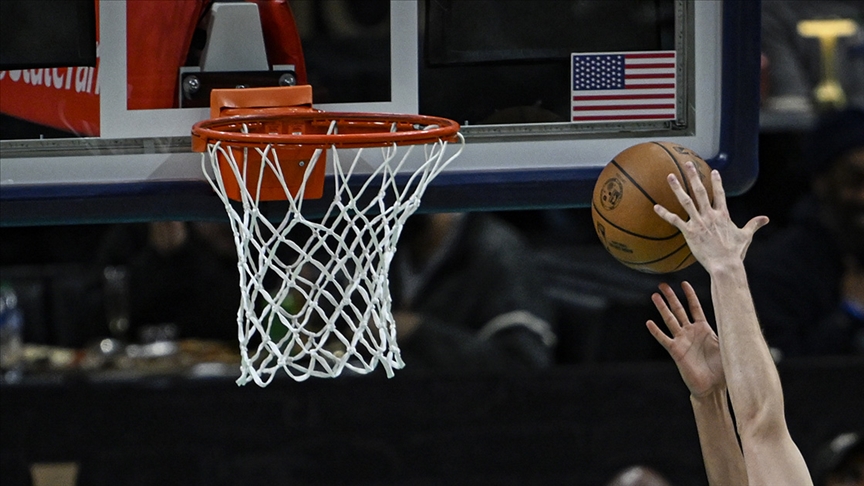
[[691, 388, 729, 416], [690, 387, 727, 403], [704, 258, 747, 277]]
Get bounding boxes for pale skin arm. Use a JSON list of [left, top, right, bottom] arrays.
[[647, 281, 748, 486], [654, 162, 812, 485]]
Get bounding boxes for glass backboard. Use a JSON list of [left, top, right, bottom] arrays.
[[0, 0, 761, 226]]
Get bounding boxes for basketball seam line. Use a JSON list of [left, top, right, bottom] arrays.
[[652, 141, 692, 196], [671, 251, 694, 271], [615, 241, 690, 266], [592, 201, 681, 241], [610, 158, 659, 205]]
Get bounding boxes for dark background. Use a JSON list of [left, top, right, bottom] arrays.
[[3, 357, 862, 486]]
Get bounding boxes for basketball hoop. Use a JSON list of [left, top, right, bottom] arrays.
[[191, 87, 463, 386]]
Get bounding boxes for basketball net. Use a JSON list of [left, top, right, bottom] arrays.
[[200, 121, 464, 386]]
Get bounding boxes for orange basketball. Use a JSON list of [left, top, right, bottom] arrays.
[[591, 141, 714, 274]]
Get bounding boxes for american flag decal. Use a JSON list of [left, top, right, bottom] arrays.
[[571, 51, 677, 123]]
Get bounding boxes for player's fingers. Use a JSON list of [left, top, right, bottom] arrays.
[[646, 320, 674, 351], [681, 281, 707, 323], [743, 215, 770, 235], [709, 170, 728, 213], [654, 203, 686, 230], [741, 215, 770, 259], [665, 172, 700, 221], [685, 162, 712, 212], [659, 283, 691, 327], [650, 291, 681, 334]]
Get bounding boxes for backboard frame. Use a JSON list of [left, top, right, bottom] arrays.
[[0, 0, 760, 226]]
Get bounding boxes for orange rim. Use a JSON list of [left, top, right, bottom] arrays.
[[192, 110, 461, 152]]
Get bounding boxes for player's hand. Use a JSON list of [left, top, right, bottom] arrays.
[[646, 281, 724, 398], [653, 162, 769, 273]]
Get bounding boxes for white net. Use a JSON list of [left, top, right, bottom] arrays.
[[201, 122, 464, 386]]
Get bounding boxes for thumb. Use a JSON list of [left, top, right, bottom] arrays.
[[744, 215, 770, 235], [741, 215, 769, 259]]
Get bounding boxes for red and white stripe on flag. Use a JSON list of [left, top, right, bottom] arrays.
[[571, 51, 677, 123]]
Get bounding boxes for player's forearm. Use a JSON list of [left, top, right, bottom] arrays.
[[708, 261, 786, 436], [691, 389, 748, 486]]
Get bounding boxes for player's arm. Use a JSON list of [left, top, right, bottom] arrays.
[[707, 247, 812, 485], [647, 282, 748, 486], [654, 163, 812, 485], [690, 390, 748, 486]]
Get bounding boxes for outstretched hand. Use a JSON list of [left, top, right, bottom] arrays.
[[646, 281, 724, 398], [653, 163, 769, 273]]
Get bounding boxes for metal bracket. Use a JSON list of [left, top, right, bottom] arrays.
[[179, 65, 297, 108], [178, 2, 297, 108]]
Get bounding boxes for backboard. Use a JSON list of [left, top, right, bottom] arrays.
[[0, 0, 761, 226]]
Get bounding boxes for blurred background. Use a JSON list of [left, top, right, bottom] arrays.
[[1, 1, 863, 485]]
